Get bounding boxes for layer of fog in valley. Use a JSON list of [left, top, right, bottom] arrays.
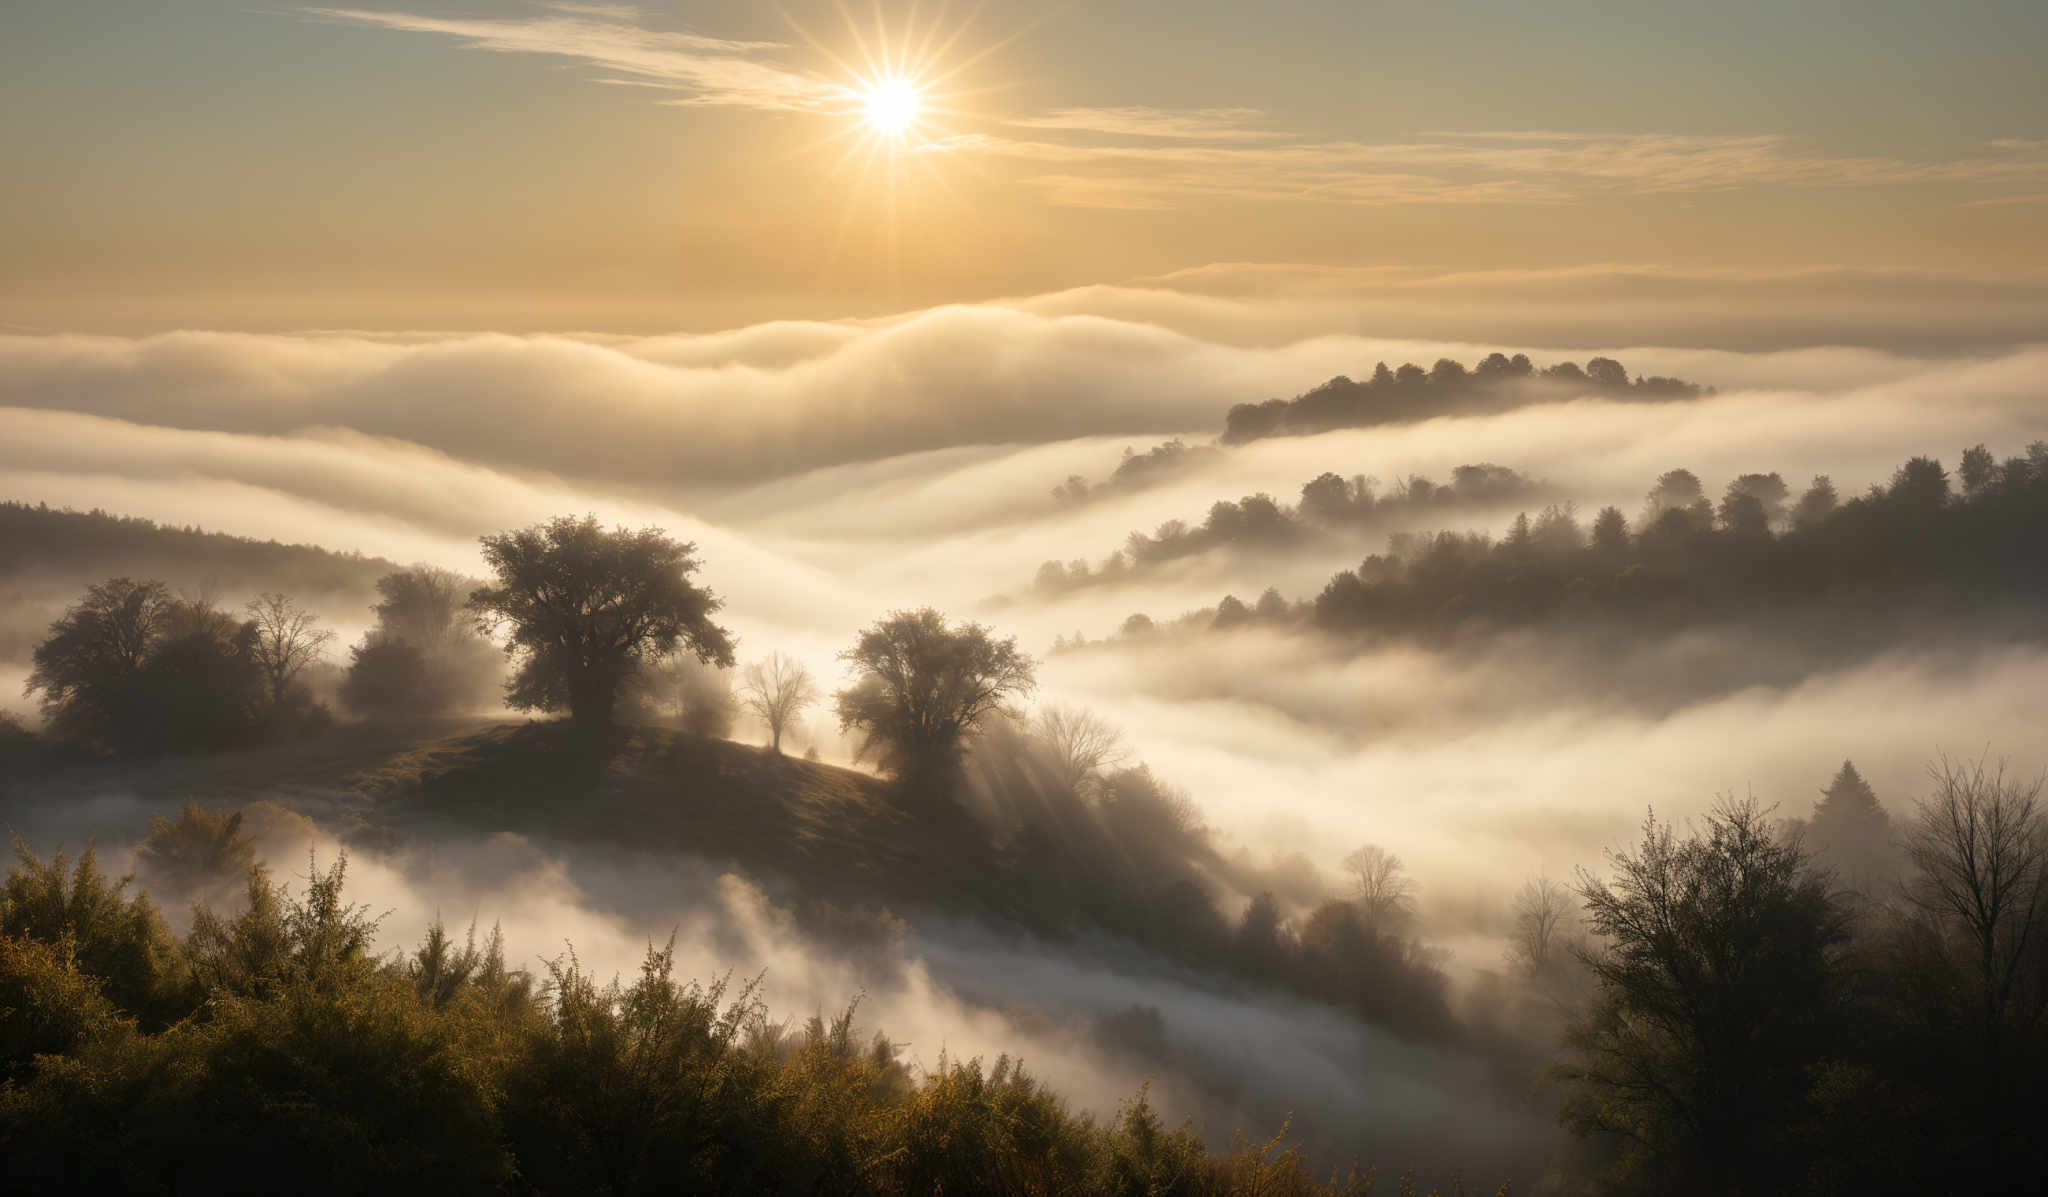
[[6, 280, 2047, 1189]]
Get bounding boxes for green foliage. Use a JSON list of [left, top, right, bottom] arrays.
[[835, 607, 1036, 784], [135, 800, 257, 898], [472, 515, 736, 727], [0, 838, 1425, 1195], [0, 932, 131, 1083], [23, 577, 334, 757], [185, 853, 382, 998], [0, 840, 190, 1027]]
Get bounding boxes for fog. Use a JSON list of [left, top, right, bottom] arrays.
[[6, 277, 2047, 1183]]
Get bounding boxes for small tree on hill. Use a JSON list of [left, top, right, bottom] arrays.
[[835, 608, 1034, 787], [246, 593, 334, 709], [1033, 704, 1126, 794], [738, 653, 818, 754], [470, 517, 735, 728]]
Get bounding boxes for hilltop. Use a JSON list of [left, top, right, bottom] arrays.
[[9, 720, 1029, 929]]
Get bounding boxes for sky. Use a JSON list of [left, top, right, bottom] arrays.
[[3, 0, 2046, 332]]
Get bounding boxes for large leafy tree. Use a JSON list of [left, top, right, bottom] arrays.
[[470, 517, 735, 727], [834, 608, 1034, 786], [26, 579, 267, 755], [1563, 798, 1848, 1195], [25, 577, 173, 748]]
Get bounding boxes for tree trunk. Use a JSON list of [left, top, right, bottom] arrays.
[[568, 674, 615, 727]]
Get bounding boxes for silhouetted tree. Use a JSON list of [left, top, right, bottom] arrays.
[[1590, 506, 1630, 554], [1791, 474, 1839, 529], [1901, 755, 2048, 1109], [1722, 473, 1789, 527], [25, 578, 173, 751], [340, 638, 440, 719], [738, 652, 818, 754], [245, 592, 334, 709], [1233, 891, 1290, 973], [27, 581, 275, 755], [1807, 760, 1896, 893], [1958, 444, 1997, 498], [1506, 875, 1577, 984], [1342, 844, 1416, 934], [1643, 468, 1706, 523], [1585, 357, 1630, 389], [835, 609, 1035, 787], [1564, 798, 1847, 1195], [1033, 704, 1126, 794], [471, 517, 735, 728], [1888, 456, 1950, 509]]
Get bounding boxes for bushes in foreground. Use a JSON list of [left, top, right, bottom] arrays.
[[0, 839, 1422, 1196]]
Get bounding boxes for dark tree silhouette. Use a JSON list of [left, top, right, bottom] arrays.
[[26, 581, 276, 755], [835, 608, 1034, 786], [470, 517, 734, 728], [1790, 474, 1838, 529], [1805, 760, 1896, 892], [245, 592, 334, 709], [25, 578, 173, 749], [1564, 798, 1847, 1195], [1901, 755, 2048, 1111]]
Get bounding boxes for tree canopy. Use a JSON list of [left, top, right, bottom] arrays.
[[470, 517, 735, 727], [835, 608, 1035, 786]]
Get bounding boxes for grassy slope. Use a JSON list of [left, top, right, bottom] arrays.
[[11, 719, 1022, 923]]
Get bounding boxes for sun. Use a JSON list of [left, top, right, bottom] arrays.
[[862, 78, 921, 137]]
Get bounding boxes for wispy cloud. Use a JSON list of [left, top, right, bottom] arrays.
[[304, 7, 2048, 209], [1004, 107, 1280, 141], [924, 130, 2048, 209], [306, 4, 842, 111]]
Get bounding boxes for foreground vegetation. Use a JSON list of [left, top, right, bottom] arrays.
[[0, 835, 1426, 1197]]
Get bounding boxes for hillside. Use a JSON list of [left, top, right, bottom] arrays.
[[8, 720, 1022, 927], [0, 501, 400, 661]]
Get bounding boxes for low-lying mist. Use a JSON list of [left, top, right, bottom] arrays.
[[6, 277, 2046, 1185]]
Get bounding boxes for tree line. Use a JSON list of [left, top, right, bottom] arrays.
[[1222, 354, 1705, 444], [1032, 463, 1538, 597], [1082, 442, 2048, 648]]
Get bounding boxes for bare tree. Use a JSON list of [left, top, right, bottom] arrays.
[[1342, 843, 1416, 932], [1903, 754, 2048, 1087], [738, 652, 818, 754], [1507, 874, 1577, 980], [1033, 703, 1127, 793], [246, 592, 334, 707]]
